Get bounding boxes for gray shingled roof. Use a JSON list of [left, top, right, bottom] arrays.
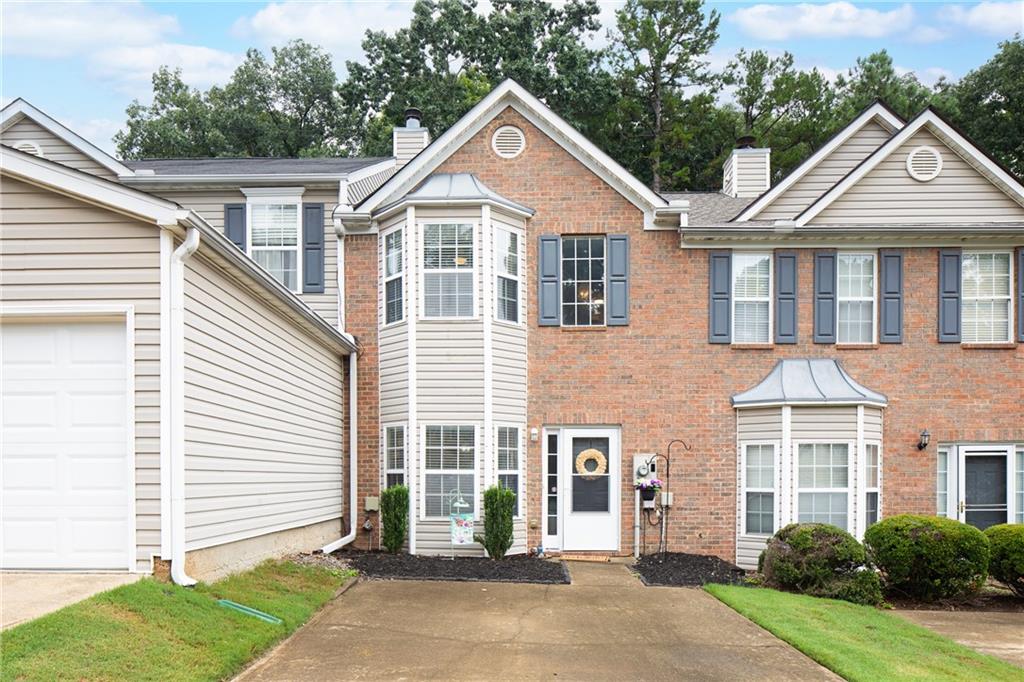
[[379, 173, 534, 215], [125, 157, 390, 176], [662, 191, 753, 226], [732, 359, 887, 407]]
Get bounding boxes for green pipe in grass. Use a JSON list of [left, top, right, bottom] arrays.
[[217, 599, 283, 624]]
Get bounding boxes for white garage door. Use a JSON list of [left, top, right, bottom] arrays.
[[2, 319, 132, 570]]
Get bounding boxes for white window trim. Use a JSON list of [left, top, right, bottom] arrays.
[[961, 250, 1014, 344], [731, 251, 773, 344], [560, 234, 608, 328], [837, 251, 878, 346], [383, 423, 407, 488], [494, 224, 525, 327], [542, 427, 561, 549], [496, 424, 525, 519], [863, 441, 882, 529], [420, 423, 480, 520], [243, 187, 305, 294], [936, 445, 952, 518], [793, 440, 855, 532], [419, 221, 479, 321], [740, 441, 778, 536], [382, 225, 405, 327]]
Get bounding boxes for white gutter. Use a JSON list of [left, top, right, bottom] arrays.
[[321, 349, 359, 553], [170, 226, 200, 586]]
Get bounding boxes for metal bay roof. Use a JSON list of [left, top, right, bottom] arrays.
[[732, 359, 887, 408], [378, 173, 534, 216]]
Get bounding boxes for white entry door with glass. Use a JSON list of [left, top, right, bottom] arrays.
[[940, 444, 1019, 530], [543, 427, 620, 552]]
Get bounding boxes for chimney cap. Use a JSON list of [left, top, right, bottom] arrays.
[[404, 107, 423, 128], [735, 135, 757, 149]]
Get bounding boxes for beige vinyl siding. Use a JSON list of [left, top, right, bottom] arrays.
[[864, 407, 883, 442], [492, 211, 527, 425], [724, 151, 769, 198], [0, 177, 161, 570], [149, 187, 341, 326], [415, 520, 484, 556], [182, 251, 344, 551], [394, 129, 430, 167], [737, 536, 767, 571], [791, 406, 859, 441], [736, 407, 783, 441], [812, 128, 1024, 224], [2, 118, 117, 180], [756, 120, 892, 221], [736, 408, 781, 570], [379, 212, 408, 423]]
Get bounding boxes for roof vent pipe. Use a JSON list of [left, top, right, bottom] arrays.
[[405, 108, 423, 129], [735, 135, 757, 149], [394, 108, 430, 168]]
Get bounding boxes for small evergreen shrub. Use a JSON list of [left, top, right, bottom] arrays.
[[380, 485, 409, 553], [475, 485, 515, 559], [985, 524, 1024, 597], [864, 514, 989, 601], [759, 523, 882, 605]]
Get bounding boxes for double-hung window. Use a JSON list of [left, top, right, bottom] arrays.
[[864, 443, 880, 528], [797, 443, 850, 530], [497, 426, 521, 517], [495, 228, 520, 323], [384, 229, 403, 324], [732, 253, 771, 343], [423, 224, 474, 318], [743, 444, 775, 535], [249, 198, 301, 291], [837, 253, 875, 344], [561, 236, 605, 326], [962, 251, 1012, 343], [423, 426, 475, 517], [384, 425, 406, 488]]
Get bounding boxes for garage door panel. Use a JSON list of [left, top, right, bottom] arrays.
[[1, 453, 57, 492], [68, 391, 127, 428], [2, 393, 58, 429]]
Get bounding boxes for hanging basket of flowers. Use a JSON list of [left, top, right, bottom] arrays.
[[635, 478, 663, 501]]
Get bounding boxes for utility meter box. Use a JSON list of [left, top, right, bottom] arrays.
[[364, 496, 380, 512], [634, 454, 660, 509]]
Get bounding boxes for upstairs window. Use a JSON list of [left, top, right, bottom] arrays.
[[732, 253, 771, 343], [249, 201, 300, 291], [561, 236, 605, 326], [423, 224, 474, 318], [495, 228, 520, 323], [837, 253, 875, 344], [384, 229, 404, 324], [962, 252, 1012, 343]]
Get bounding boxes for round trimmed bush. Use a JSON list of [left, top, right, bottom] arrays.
[[985, 524, 1024, 597], [759, 523, 882, 605], [864, 514, 989, 601]]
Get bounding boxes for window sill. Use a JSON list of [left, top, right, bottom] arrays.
[[961, 343, 1018, 350], [730, 343, 773, 350], [836, 343, 878, 350], [560, 326, 607, 332]]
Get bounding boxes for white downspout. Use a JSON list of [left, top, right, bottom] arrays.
[[322, 349, 358, 553], [170, 227, 200, 586]]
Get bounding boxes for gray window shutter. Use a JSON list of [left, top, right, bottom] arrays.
[[879, 249, 904, 343], [938, 248, 962, 343], [224, 204, 246, 251], [302, 203, 325, 294], [708, 250, 731, 343], [774, 251, 797, 344], [606, 234, 629, 326], [813, 251, 837, 344], [1018, 248, 1024, 342], [538, 236, 560, 326]]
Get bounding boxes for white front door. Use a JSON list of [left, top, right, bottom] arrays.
[[1, 320, 132, 569], [561, 428, 619, 551]]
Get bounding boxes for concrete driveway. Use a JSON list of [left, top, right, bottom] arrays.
[[1, 572, 141, 630], [239, 562, 836, 681]]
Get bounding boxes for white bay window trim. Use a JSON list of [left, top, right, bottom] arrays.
[[837, 252, 877, 345], [420, 424, 479, 519], [741, 441, 778, 536], [863, 442, 881, 530], [419, 222, 478, 320], [961, 250, 1014, 344], [731, 252, 772, 344], [242, 187, 305, 294], [794, 440, 854, 532], [383, 423, 407, 489]]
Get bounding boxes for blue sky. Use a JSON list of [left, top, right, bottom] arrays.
[[2, 1, 1022, 153]]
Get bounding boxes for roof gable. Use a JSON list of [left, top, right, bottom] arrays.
[[797, 108, 1024, 226]]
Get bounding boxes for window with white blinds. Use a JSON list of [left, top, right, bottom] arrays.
[[384, 229, 404, 324], [962, 252, 1012, 343], [250, 202, 300, 291], [838, 253, 875, 344], [495, 228, 520, 323], [384, 425, 406, 488], [423, 224, 474, 318], [732, 253, 771, 343], [423, 425, 475, 517]]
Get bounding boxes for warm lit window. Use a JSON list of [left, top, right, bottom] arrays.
[[495, 228, 520, 323], [797, 443, 849, 530], [384, 229, 403, 324], [743, 443, 775, 535], [838, 253, 875, 344], [249, 201, 300, 291], [384, 425, 405, 488], [962, 252, 1012, 343], [497, 426, 521, 517], [423, 224, 474, 318], [561, 236, 605, 326], [423, 425, 475, 517], [864, 443, 880, 528], [732, 253, 771, 343]]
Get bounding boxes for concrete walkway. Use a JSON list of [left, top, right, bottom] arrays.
[[895, 609, 1024, 668], [238, 562, 836, 681], [1, 572, 142, 630]]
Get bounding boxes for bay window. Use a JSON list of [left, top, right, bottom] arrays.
[[384, 229, 403, 324], [864, 443, 880, 528], [497, 426, 521, 517], [495, 228, 520, 323], [423, 224, 474, 318], [423, 425, 475, 517], [837, 253, 875, 344], [384, 425, 406, 488], [561, 236, 605, 327], [743, 443, 775, 535], [249, 199, 301, 291], [962, 251, 1012, 343], [732, 253, 771, 343], [797, 443, 850, 530]]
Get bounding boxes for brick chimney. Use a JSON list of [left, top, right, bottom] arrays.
[[393, 108, 430, 168], [723, 136, 771, 198]]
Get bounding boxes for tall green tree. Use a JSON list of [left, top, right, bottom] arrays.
[[607, 0, 720, 192], [834, 50, 933, 121]]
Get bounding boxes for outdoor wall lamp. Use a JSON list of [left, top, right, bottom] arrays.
[[917, 430, 931, 450]]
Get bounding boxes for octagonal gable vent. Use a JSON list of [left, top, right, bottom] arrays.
[[13, 141, 43, 157], [906, 145, 942, 182], [491, 125, 525, 159]]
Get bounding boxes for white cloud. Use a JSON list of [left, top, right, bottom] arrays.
[[89, 44, 243, 94], [940, 2, 1024, 36], [61, 117, 122, 154], [730, 2, 915, 40], [907, 25, 950, 44], [895, 64, 955, 87]]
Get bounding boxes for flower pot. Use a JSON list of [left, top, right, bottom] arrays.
[[639, 487, 657, 502]]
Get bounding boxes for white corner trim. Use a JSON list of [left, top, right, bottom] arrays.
[[482, 206, 495, 491], [736, 103, 905, 222], [796, 109, 1024, 226], [406, 205, 418, 553]]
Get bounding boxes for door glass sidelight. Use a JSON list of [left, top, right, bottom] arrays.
[[964, 455, 1008, 530], [546, 433, 559, 537], [571, 437, 611, 512]]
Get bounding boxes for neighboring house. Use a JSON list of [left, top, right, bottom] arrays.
[[1, 81, 1021, 581]]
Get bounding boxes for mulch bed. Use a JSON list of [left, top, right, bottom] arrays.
[[631, 552, 747, 587], [339, 550, 571, 584], [889, 584, 1024, 613]]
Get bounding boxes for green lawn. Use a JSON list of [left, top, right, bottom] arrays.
[[1, 560, 354, 682], [706, 584, 1021, 682]]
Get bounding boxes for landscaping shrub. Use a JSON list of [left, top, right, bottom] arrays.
[[864, 514, 989, 601], [759, 523, 882, 605], [984, 524, 1024, 597], [380, 485, 409, 553], [475, 485, 515, 559]]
